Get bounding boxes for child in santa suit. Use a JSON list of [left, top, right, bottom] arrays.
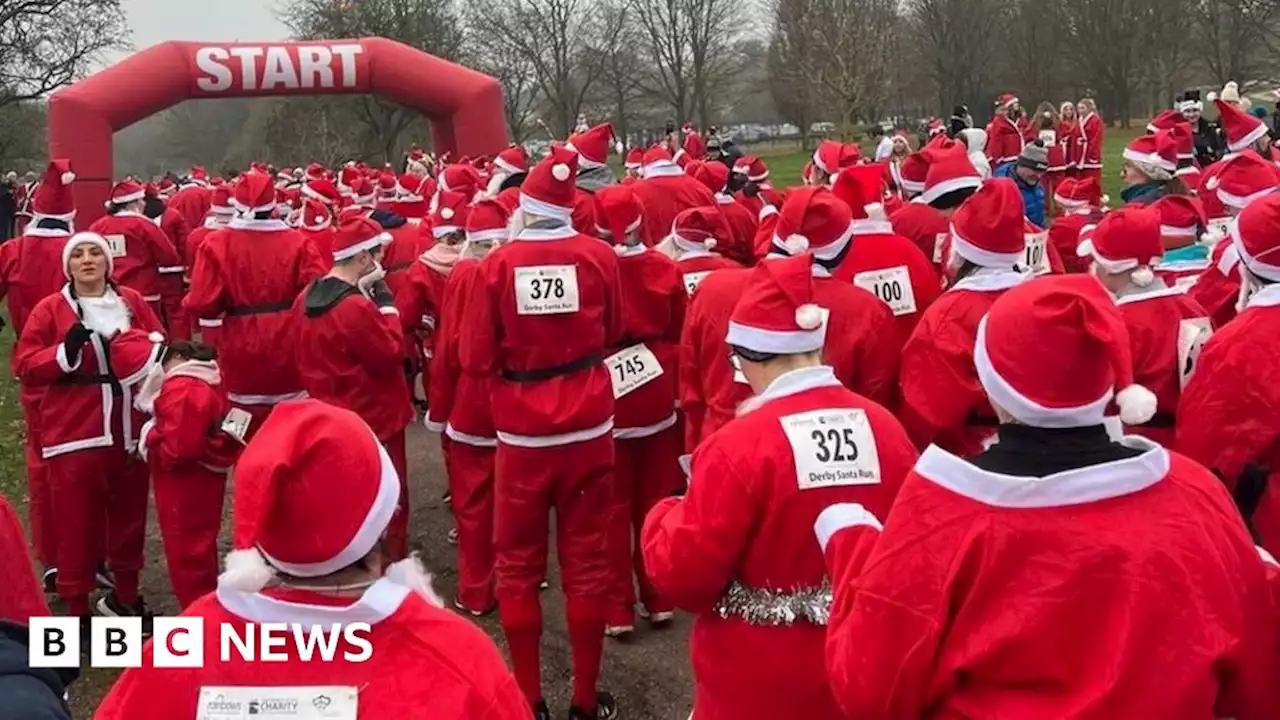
[[898, 179, 1029, 456], [95, 400, 530, 719], [1077, 207, 1211, 446], [644, 254, 918, 720], [818, 274, 1275, 720], [15, 232, 163, 623], [593, 185, 686, 637], [130, 336, 243, 609]]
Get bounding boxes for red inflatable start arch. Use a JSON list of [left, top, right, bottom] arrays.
[[48, 37, 508, 224]]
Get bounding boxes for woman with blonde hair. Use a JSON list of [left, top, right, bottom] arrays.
[[1077, 98, 1106, 185], [1031, 102, 1067, 199], [1059, 101, 1082, 176]]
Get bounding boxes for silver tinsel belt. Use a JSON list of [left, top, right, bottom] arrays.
[[711, 579, 833, 627]]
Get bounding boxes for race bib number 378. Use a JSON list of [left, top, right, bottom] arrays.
[[780, 408, 881, 490], [515, 265, 580, 315]]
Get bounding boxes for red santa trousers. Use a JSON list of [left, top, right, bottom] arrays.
[[444, 440, 496, 612], [608, 426, 682, 623], [494, 434, 614, 708], [382, 429, 409, 562], [45, 444, 149, 614], [19, 388, 55, 568], [152, 464, 226, 609]]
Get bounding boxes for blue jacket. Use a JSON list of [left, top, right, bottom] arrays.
[[0, 622, 75, 720], [994, 164, 1046, 227]]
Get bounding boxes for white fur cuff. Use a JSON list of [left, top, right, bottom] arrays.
[[814, 503, 883, 553]]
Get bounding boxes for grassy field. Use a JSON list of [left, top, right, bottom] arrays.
[[0, 315, 24, 514]]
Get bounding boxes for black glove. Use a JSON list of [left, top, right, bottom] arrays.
[[62, 323, 92, 367], [1233, 464, 1270, 539], [367, 279, 395, 309]]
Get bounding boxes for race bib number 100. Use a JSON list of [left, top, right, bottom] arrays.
[[515, 265, 580, 315], [853, 266, 917, 316], [780, 408, 881, 490]]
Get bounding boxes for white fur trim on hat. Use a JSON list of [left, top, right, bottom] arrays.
[[551, 163, 572, 182], [62, 232, 114, 279], [951, 224, 1022, 268], [62, 172, 75, 185], [795, 303, 823, 330], [725, 315, 827, 355], [1116, 384, 1158, 425]]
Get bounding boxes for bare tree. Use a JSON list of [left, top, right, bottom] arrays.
[[632, 0, 742, 128], [1190, 0, 1279, 85], [905, 0, 1008, 118], [469, 49, 543, 144], [768, 0, 826, 142], [279, 0, 466, 160], [589, 0, 645, 143], [0, 0, 128, 109], [999, 0, 1068, 106], [1059, 0, 1145, 125]]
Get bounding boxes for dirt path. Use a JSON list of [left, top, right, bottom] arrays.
[[66, 424, 695, 718]]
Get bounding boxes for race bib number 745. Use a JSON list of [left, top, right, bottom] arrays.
[[515, 265, 580, 315], [780, 408, 881, 490]]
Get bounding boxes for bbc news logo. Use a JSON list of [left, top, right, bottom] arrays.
[[28, 617, 373, 668]]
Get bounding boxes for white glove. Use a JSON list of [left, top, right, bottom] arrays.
[[813, 503, 883, 553], [357, 262, 387, 297]]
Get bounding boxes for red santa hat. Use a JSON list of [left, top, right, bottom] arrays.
[[593, 185, 643, 243], [331, 216, 392, 263], [949, 178, 1025, 267], [301, 178, 342, 206], [1216, 98, 1270, 153], [190, 165, 209, 183], [1053, 176, 1102, 210], [995, 93, 1019, 110], [336, 164, 362, 193], [431, 190, 471, 238], [300, 198, 332, 232], [1169, 122, 1196, 161], [465, 199, 510, 245], [1146, 110, 1185, 133], [1122, 131, 1177, 174], [305, 162, 326, 181], [232, 173, 277, 213], [397, 173, 427, 200], [919, 144, 982, 206], [670, 206, 729, 253], [898, 153, 929, 197], [210, 184, 235, 216], [927, 119, 946, 138], [157, 177, 177, 197], [1076, 206, 1163, 286], [493, 145, 530, 176], [687, 160, 730, 195], [1211, 152, 1279, 209], [31, 159, 77, 220], [640, 146, 678, 177], [219, 400, 403, 593], [677, 132, 707, 165], [566, 123, 614, 169], [1230, 193, 1280, 282], [377, 171, 398, 197], [109, 327, 168, 387], [733, 155, 770, 182], [624, 147, 644, 171], [61, 232, 115, 278], [831, 165, 887, 220], [107, 178, 146, 206], [0, 495, 50, 625], [726, 254, 825, 355], [519, 144, 578, 222], [1150, 195, 1206, 241], [811, 140, 859, 176], [771, 186, 855, 263], [249, 161, 269, 175], [976, 274, 1157, 427], [438, 164, 482, 199], [348, 176, 376, 208], [276, 168, 295, 184]]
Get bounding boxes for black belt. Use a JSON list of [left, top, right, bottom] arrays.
[[225, 300, 293, 317], [501, 354, 601, 383], [59, 374, 113, 385], [967, 411, 999, 427], [1140, 412, 1175, 428]]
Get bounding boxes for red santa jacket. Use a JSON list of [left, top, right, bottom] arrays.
[[1116, 285, 1212, 446], [734, 185, 782, 220], [291, 277, 413, 441], [612, 244, 686, 434], [458, 223, 623, 443], [831, 218, 942, 348], [0, 228, 73, 338], [631, 171, 718, 247], [1177, 285, 1280, 558], [138, 365, 241, 472], [985, 115, 1025, 167], [89, 211, 189, 339], [1188, 240, 1241, 328], [156, 207, 191, 271], [715, 196, 759, 267], [643, 366, 917, 720], [823, 439, 1275, 720], [381, 217, 433, 300], [168, 183, 212, 232], [898, 269, 1028, 456], [680, 264, 899, 452], [301, 227, 336, 271], [1058, 120, 1083, 170], [1078, 112, 1105, 171], [15, 285, 163, 458], [425, 260, 495, 443], [1048, 209, 1102, 274], [184, 216, 327, 405], [678, 252, 740, 297], [572, 191, 598, 237], [94, 579, 530, 719], [890, 201, 950, 269]]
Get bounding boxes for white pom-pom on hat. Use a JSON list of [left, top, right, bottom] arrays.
[[147, 331, 166, 343], [795, 303, 823, 330], [1130, 266, 1155, 287], [440, 207, 454, 220], [783, 234, 809, 254], [551, 163, 571, 182], [61, 172, 75, 185], [705, 238, 717, 250], [218, 548, 276, 593], [1116, 384, 1158, 425]]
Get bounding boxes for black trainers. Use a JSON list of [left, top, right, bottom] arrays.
[[42, 567, 57, 594], [95, 594, 155, 637], [568, 691, 617, 720], [95, 563, 116, 590], [533, 699, 551, 720]]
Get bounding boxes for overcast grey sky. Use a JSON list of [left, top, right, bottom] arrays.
[[96, 0, 292, 70]]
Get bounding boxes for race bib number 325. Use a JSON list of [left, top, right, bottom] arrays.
[[780, 408, 881, 490], [515, 265, 580, 315]]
